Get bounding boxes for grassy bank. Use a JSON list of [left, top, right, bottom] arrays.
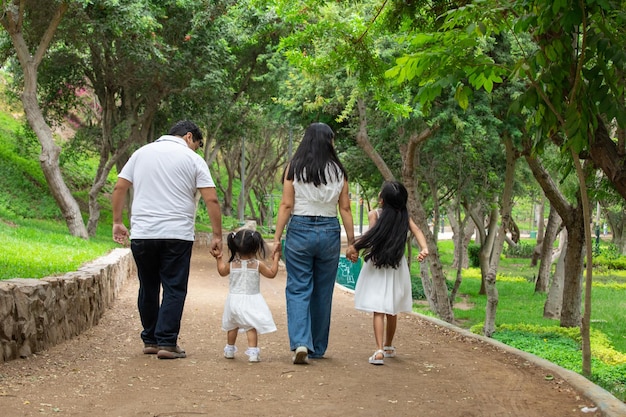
[[411, 239, 626, 401]]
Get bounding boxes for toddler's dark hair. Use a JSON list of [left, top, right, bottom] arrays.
[[226, 229, 267, 262]]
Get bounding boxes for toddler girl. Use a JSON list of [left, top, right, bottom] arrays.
[[215, 229, 280, 362]]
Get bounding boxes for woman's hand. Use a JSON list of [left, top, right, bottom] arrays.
[[273, 240, 282, 257], [345, 245, 359, 263]]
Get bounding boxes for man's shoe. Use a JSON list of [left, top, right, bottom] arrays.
[[157, 345, 186, 359], [293, 346, 308, 365], [143, 344, 159, 355]]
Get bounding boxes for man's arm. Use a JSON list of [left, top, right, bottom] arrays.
[[199, 187, 223, 257], [111, 178, 132, 244]]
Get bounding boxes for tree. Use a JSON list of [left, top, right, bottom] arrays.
[[386, 0, 626, 377], [269, 0, 456, 321], [0, 0, 88, 238], [34, 0, 238, 236]]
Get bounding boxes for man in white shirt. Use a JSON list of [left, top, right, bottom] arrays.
[[112, 120, 222, 359]]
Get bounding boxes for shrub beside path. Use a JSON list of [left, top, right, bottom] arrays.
[[1, 245, 624, 417]]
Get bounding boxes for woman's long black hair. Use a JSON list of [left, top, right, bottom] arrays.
[[284, 122, 347, 185], [353, 181, 410, 268]]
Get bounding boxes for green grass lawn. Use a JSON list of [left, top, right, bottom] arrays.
[[410, 239, 626, 402]]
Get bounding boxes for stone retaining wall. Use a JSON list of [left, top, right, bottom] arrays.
[[0, 248, 135, 363]]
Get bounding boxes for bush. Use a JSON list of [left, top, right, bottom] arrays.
[[467, 243, 481, 268], [411, 275, 453, 300], [593, 244, 626, 270], [505, 242, 534, 258], [471, 323, 626, 402]]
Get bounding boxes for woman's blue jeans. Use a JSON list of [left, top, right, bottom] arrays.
[[131, 239, 193, 347], [284, 215, 341, 357]]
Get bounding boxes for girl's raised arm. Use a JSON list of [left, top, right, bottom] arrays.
[[409, 218, 429, 262], [259, 251, 281, 279], [215, 255, 230, 277]]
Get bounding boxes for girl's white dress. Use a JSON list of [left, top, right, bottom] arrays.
[[222, 259, 277, 334], [354, 255, 413, 315]]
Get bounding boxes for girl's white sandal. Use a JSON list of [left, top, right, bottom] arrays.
[[383, 346, 396, 358], [369, 349, 385, 365]]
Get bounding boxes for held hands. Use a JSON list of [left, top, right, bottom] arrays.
[[272, 240, 282, 258], [345, 245, 359, 263], [210, 236, 223, 258], [417, 249, 429, 262]]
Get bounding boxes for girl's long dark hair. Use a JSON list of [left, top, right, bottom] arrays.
[[284, 122, 347, 185], [353, 181, 409, 268], [226, 229, 266, 262]]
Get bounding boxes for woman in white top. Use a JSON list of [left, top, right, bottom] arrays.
[[273, 122, 355, 364]]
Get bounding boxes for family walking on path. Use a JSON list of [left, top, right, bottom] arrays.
[[73, 119, 622, 417], [0, 244, 620, 417]]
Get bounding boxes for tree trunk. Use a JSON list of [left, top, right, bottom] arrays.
[[401, 141, 452, 322], [589, 119, 626, 201], [449, 207, 475, 269], [524, 151, 585, 328], [428, 178, 441, 242], [535, 204, 562, 293], [605, 206, 626, 253], [448, 201, 467, 305], [530, 198, 546, 266], [420, 260, 437, 312], [483, 136, 516, 337], [571, 152, 594, 376], [1, 3, 88, 239], [559, 204, 585, 328], [478, 206, 499, 295], [544, 229, 567, 319]]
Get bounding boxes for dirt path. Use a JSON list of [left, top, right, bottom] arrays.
[[0, 246, 620, 416]]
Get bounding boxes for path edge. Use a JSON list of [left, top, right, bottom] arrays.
[[335, 284, 626, 417]]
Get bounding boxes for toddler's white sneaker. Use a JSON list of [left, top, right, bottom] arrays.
[[246, 347, 260, 363], [224, 344, 237, 359]]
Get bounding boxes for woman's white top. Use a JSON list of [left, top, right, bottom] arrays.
[[292, 164, 345, 217]]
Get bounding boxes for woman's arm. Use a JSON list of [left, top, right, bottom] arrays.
[[338, 179, 355, 246]]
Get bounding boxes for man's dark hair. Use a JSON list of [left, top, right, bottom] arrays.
[[168, 120, 203, 143]]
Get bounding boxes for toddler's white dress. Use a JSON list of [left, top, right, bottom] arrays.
[[354, 255, 413, 315], [222, 258, 277, 334]]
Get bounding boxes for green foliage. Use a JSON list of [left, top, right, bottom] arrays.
[[0, 120, 62, 220], [424, 239, 626, 400], [591, 242, 626, 271], [411, 273, 453, 300], [0, 216, 117, 280], [467, 243, 481, 267], [593, 255, 626, 271], [504, 241, 534, 258], [486, 325, 626, 402]]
